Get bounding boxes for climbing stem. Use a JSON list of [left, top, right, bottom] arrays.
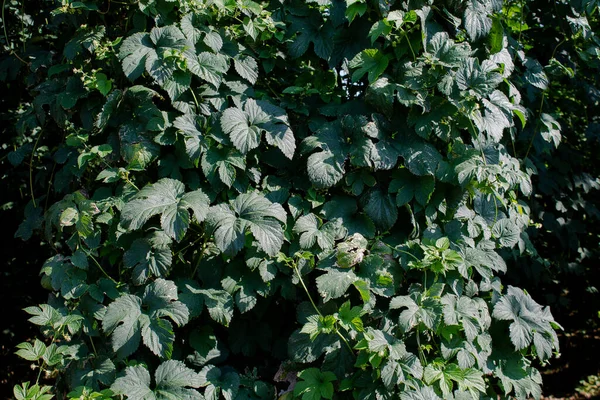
[[292, 262, 323, 318]]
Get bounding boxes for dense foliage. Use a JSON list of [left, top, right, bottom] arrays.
[[1, 0, 599, 399]]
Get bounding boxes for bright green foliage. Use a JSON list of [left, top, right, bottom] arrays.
[[6, 0, 586, 398], [294, 368, 337, 400]]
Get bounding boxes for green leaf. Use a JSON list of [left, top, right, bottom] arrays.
[[491, 218, 520, 248], [389, 169, 435, 206], [234, 55, 259, 84], [335, 232, 369, 268], [338, 301, 364, 332], [188, 52, 229, 88], [441, 294, 489, 341], [121, 178, 210, 241], [102, 279, 189, 358], [207, 192, 286, 257], [13, 382, 54, 400], [426, 32, 472, 68], [64, 25, 106, 59], [221, 100, 267, 154], [119, 26, 188, 86], [363, 188, 398, 231], [368, 20, 392, 45], [345, 1, 367, 24], [111, 360, 202, 399], [349, 49, 389, 83], [201, 146, 246, 188], [524, 58, 548, 90], [357, 254, 401, 297], [539, 113, 561, 148], [494, 353, 543, 399], [399, 138, 443, 176], [16, 339, 46, 361], [390, 294, 442, 331], [488, 16, 504, 54], [294, 368, 337, 400], [119, 124, 160, 171], [315, 269, 357, 302], [289, 16, 334, 60], [221, 99, 295, 158], [492, 286, 560, 360], [173, 113, 205, 163], [123, 231, 173, 285], [400, 386, 441, 400], [293, 213, 336, 250], [464, 0, 492, 41], [307, 151, 345, 188]]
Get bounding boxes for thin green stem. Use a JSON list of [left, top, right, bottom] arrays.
[[82, 247, 117, 283], [336, 329, 354, 354], [29, 130, 43, 208], [88, 335, 98, 356], [395, 248, 420, 263], [176, 235, 203, 258], [416, 330, 427, 366], [2, 0, 9, 50], [292, 262, 354, 354], [43, 161, 57, 213], [292, 263, 322, 318], [1, 0, 28, 64], [523, 93, 545, 160], [190, 88, 200, 109], [402, 29, 416, 62]]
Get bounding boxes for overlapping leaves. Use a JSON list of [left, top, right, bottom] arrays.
[[7, 0, 569, 399]]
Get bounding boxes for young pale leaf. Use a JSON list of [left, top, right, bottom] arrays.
[[294, 368, 337, 400], [121, 178, 209, 241], [349, 49, 389, 83]]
